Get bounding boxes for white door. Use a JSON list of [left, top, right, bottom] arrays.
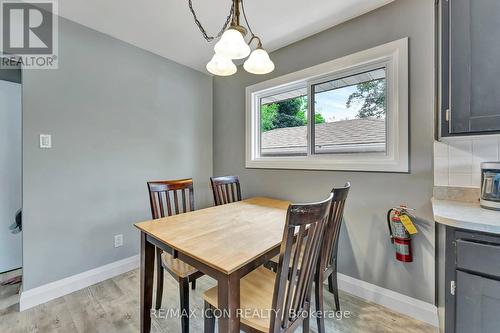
[[0, 79, 22, 273]]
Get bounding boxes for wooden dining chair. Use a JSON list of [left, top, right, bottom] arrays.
[[315, 183, 350, 333], [147, 178, 204, 333], [210, 175, 242, 206], [203, 193, 333, 333]]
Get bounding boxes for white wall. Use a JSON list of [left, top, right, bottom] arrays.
[[434, 137, 500, 187], [0, 80, 22, 273]]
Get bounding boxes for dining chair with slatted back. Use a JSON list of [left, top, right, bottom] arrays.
[[203, 193, 332, 333], [147, 178, 203, 333], [315, 183, 350, 333], [210, 175, 242, 206]]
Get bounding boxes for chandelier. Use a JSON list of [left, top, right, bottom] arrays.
[[188, 0, 275, 76]]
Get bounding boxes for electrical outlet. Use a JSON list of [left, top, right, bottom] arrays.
[[114, 234, 123, 248]]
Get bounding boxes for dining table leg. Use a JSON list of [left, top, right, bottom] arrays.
[[140, 232, 155, 333], [217, 272, 241, 333]]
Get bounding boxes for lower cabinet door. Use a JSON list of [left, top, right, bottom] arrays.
[[456, 270, 500, 333]]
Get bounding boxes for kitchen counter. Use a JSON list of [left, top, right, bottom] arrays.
[[432, 198, 500, 235]]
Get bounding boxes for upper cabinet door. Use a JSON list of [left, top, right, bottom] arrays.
[[442, 0, 500, 135]]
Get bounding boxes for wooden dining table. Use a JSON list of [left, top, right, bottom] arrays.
[[134, 197, 290, 333]]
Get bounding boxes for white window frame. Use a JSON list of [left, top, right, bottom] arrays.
[[245, 38, 409, 172]]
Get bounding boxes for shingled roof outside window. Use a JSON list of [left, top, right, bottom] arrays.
[[261, 118, 386, 156]]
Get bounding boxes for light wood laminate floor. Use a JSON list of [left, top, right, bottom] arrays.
[[0, 269, 22, 311], [0, 268, 437, 333]]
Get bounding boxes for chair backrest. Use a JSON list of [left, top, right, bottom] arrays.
[[270, 193, 333, 333], [320, 183, 350, 275], [210, 175, 242, 206], [147, 179, 195, 219]]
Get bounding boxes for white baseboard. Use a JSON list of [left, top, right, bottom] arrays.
[[337, 273, 439, 327], [19, 255, 139, 311], [19, 255, 438, 327]]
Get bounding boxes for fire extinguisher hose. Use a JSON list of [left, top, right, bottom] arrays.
[[387, 208, 395, 243]]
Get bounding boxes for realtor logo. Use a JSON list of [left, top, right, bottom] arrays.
[[0, 0, 58, 69]]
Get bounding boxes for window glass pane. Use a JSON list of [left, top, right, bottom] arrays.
[[313, 68, 387, 154], [260, 87, 308, 156]]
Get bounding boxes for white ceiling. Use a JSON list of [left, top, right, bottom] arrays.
[[58, 0, 394, 74]]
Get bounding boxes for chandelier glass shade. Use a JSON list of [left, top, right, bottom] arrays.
[[189, 0, 275, 76], [243, 48, 275, 75], [214, 28, 251, 60], [206, 54, 237, 76]]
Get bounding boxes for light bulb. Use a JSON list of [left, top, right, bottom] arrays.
[[206, 54, 237, 76], [243, 48, 275, 75], [214, 28, 251, 60]]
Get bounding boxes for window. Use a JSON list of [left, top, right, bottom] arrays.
[[246, 38, 409, 172], [312, 68, 387, 155], [260, 85, 308, 156]]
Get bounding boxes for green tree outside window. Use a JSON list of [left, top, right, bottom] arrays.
[[261, 96, 325, 132]]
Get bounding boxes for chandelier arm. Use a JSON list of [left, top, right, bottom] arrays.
[[248, 35, 262, 49], [188, 0, 234, 42]]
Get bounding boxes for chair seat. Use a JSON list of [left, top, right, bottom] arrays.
[[203, 266, 276, 332], [270, 250, 336, 277], [269, 243, 302, 267], [161, 252, 199, 279], [269, 231, 309, 267]]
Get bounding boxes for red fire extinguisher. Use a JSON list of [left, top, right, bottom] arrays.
[[387, 206, 415, 262]]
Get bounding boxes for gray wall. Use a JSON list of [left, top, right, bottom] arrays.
[[22, 18, 213, 290], [213, 0, 435, 303]]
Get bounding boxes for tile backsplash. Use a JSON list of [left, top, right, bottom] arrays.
[[434, 136, 500, 188]]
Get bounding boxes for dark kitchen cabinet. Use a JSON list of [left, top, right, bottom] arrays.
[[441, 0, 500, 136], [456, 271, 500, 333], [441, 227, 500, 332]]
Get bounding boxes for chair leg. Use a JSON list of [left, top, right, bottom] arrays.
[[329, 273, 340, 311], [179, 278, 190, 333], [303, 309, 310, 333], [315, 276, 325, 333], [155, 247, 164, 310], [327, 273, 334, 293], [191, 279, 196, 290], [204, 301, 216, 333]]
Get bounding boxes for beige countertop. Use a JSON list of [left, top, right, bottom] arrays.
[[432, 198, 500, 235]]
